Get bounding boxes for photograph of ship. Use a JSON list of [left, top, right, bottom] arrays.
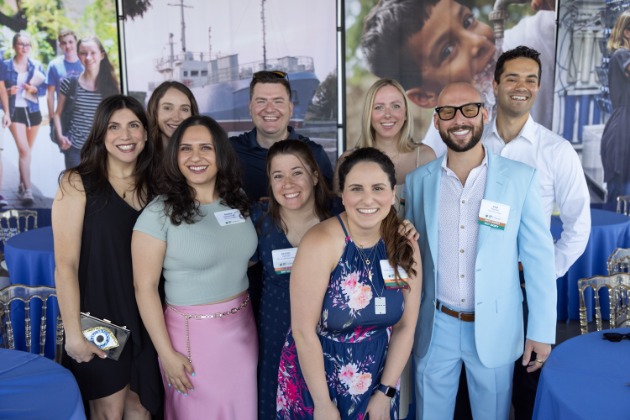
[[122, 0, 338, 161]]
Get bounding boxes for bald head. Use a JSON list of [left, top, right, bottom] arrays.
[[437, 82, 483, 107], [434, 82, 487, 153]]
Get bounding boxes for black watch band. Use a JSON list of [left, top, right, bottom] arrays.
[[376, 383, 396, 398]]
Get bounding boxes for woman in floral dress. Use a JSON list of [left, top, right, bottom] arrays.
[[276, 147, 422, 419]]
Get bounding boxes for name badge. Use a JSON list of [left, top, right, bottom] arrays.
[[272, 248, 297, 275], [214, 209, 245, 226], [375, 297, 387, 315], [478, 199, 510, 230], [379, 259, 409, 290]]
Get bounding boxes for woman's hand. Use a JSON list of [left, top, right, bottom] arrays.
[[8, 85, 19, 96], [58, 135, 72, 150], [2, 113, 10, 128], [399, 219, 419, 241], [313, 400, 341, 420], [65, 334, 107, 363], [365, 391, 392, 420], [161, 349, 195, 394]]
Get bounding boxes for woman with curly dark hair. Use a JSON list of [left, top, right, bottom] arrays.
[[132, 115, 258, 419], [53, 95, 161, 418]]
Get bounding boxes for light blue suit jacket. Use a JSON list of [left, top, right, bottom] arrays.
[[404, 151, 557, 368]]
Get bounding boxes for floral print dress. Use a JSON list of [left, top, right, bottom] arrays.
[[276, 216, 404, 419]]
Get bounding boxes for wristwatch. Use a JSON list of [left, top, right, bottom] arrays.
[[376, 383, 397, 398]]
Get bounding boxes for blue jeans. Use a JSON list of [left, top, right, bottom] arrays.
[[63, 146, 81, 170]]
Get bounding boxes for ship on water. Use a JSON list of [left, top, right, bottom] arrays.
[[150, 0, 320, 132]]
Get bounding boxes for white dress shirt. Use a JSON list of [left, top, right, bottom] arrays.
[[483, 116, 591, 278], [437, 151, 488, 311]]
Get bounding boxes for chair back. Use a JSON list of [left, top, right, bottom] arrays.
[[617, 195, 630, 216], [0, 210, 38, 246], [608, 248, 630, 274], [0, 284, 64, 363], [578, 274, 630, 334]]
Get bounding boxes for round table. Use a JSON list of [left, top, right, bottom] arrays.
[[552, 209, 630, 320], [4, 226, 55, 287], [533, 328, 630, 419], [0, 348, 85, 419], [3, 226, 57, 358]]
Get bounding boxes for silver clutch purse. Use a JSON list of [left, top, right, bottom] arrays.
[[80, 312, 130, 361]]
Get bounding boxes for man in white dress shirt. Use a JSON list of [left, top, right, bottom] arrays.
[[483, 45, 591, 420]]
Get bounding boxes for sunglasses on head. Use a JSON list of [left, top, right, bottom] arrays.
[[253, 70, 289, 81], [602, 332, 630, 342], [435, 102, 484, 121]]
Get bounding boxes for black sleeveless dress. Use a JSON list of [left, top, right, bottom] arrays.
[[62, 174, 162, 414]]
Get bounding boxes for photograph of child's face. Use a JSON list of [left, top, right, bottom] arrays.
[[404, 0, 496, 109]]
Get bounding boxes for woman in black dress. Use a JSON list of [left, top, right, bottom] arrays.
[[53, 95, 162, 418]]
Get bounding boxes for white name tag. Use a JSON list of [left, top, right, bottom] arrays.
[[272, 248, 297, 275], [214, 209, 245, 226], [478, 199, 510, 230], [379, 259, 409, 289], [375, 297, 387, 315]]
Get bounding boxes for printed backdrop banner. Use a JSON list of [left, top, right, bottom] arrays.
[[344, 0, 558, 154]]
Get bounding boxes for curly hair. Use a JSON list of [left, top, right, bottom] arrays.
[[161, 115, 250, 225], [62, 95, 155, 205], [361, 0, 440, 90], [494, 46, 542, 85], [263, 140, 333, 234], [338, 147, 416, 281]]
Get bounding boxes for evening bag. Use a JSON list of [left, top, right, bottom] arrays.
[[80, 312, 130, 361]]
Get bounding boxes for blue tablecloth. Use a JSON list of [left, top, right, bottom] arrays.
[[533, 328, 630, 419], [0, 348, 85, 419], [4, 227, 58, 358], [552, 208, 630, 321], [5, 226, 55, 287]]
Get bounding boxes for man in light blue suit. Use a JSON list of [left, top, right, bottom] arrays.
[[404, 82, 556, 419]]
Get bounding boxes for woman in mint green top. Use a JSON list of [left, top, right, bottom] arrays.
[[132, 115, 257, 419]]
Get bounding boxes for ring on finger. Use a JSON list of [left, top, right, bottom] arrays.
[[535, 359, 545, 364]]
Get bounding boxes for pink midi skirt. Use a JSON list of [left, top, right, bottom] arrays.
[[162, 293, 257, 419]]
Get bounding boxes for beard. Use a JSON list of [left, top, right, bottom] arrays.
[[439, 122, 484, 153]]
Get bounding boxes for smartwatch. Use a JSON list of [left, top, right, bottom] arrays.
[[376, 383, 397, 398]]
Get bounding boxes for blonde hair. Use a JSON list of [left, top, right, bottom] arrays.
[[608, 10, 630, 52], [357, 78, 415, 153]]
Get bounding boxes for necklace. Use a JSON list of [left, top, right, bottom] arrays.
[[347, 220, 387, 314]]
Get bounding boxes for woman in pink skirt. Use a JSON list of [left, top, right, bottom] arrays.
[[132, 115, 258, 419]]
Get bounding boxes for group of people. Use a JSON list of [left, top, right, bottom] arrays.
[[0, 29, 117, 207], [49, 40, 590, 420]]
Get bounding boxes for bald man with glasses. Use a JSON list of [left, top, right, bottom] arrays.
[[404, 82, 557, 419]]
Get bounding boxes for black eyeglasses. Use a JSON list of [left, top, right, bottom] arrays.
[[253, 70, 289, 82], [435, 102, 484, 121], [602, 332, 630, 342]]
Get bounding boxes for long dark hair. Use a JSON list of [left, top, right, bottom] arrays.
[[78, 36, 119, 97], [62, 95, 155, 205], [147, 81, 200, 159], [338, 147, 416, 280], [161, 115, 249, 225], [264, 140, 332, 233]]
